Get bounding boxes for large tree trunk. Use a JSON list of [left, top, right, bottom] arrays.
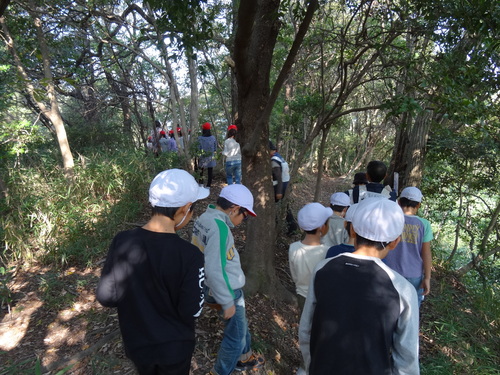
[[234, 0, 318, 298], [389, 109, 432, 190]]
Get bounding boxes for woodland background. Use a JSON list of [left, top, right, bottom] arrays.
[[0, 0, 498, 374]]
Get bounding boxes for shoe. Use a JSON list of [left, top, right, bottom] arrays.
[[234, 353, 265, 372]]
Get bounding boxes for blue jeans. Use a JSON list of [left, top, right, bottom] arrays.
[[225, 160, 242, 184], [406, 275, 424, 307], [206, 288, 251, 375]]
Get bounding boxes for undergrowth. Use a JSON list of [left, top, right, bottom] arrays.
[[420, 265, 500, 374], [1, 146, 178, 268]]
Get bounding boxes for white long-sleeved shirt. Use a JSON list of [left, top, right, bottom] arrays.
[[222, 137, 241, 162]]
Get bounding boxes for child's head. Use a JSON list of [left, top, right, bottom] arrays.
[[399, 187, 423, 208], [352, 198, 404, 251], [218, 184, 256, 225], [352, 172, 368, 186], [298, 203, 333, 235], [227, 125, 237, 138], [149, 169, 209, 222], [269, 141, 277, 156], [202, 122, 212, 136], [329, 192, 350, 213], [343, 203, 359, 237], [366, 160, 387, 183]]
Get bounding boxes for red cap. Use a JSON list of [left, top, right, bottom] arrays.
[[148, 136, 152, 140], [177, 127, 181, 132], [202, 122, 211, 130], [160, 130, 166, 135], [169, 129, 174, 135], [228, 124, 237, 131]]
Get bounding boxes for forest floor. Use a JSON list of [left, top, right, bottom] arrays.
[[1, 171, 439, 374]]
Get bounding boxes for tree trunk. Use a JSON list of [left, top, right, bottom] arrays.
[[234, 0, 318, 298], [456, 247, 500, 278], [187, 49, 199, 131], [313, 127, 328, 201], [1, 5, 74, 179], [447, 180, 464, 263], [390, 108, 432, 190]]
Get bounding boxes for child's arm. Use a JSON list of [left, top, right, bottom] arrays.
[[96, 236, 123, 307], [421, 241, 432, 296], [177, 251, 205, 321]]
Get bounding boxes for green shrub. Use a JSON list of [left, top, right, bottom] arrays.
[[1, 145, 181, 267]]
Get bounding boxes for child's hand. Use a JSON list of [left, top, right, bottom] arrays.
[[223, 305, 236, 320], [422, 278, 431, 296]]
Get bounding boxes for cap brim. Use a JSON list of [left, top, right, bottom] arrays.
[[196, 187, 210, 201], [245, 207, 257, 217]]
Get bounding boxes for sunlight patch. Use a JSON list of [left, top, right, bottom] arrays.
[[0, 300, 43, 350]]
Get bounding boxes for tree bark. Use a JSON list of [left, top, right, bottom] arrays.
[[234, 0, 318, 298], [313, 127, 328, 202], [1, 6, 75, 179]]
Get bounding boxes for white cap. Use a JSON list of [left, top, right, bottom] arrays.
[[344, 203, 359, 223], [400, 186, 423, 203], [298, 203, 333, 231], [149, 169, 209, 208], [220, 184, 257, 216], [330, 192, 350, 207], [352, 198, 404, 242]]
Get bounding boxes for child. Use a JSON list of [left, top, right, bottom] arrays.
[[270, 141, 290, 202], [384, 186, 433, 306], [159, 130, 168, 152], [191, 184, 264, 375], [222, 125, 242, 184], [299, 198, 419, 374], [197, 122, 217, 188], [346, 160, 396, 203], [322, 192, 350, 247], [325, 203, 358, 258], [289, 202, 332, 311], [167, 129, 178, 152], [96, 169, 209, 375]]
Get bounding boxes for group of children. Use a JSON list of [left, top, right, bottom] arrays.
[[97, 169, 262, 375], [289, 160, 433, 374], [149, 122, 243, 190], [96, 158, 433, 375]]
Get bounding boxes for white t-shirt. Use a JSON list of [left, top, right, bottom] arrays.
[[288, 242, 329, 297], [223, 137, 241, 162]]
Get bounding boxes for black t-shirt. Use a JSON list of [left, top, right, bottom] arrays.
[[96, 228, 204, 363], [306, 254, 418, 374]]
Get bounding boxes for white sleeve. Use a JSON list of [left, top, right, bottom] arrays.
[[298, 267, 321, 374], [392, 277, 420, 375]]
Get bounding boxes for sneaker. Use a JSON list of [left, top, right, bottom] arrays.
[[234, 353, 265, 372]]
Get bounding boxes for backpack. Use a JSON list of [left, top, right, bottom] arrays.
[[271, 154, 290, 183], [348, 184, 393, 204]]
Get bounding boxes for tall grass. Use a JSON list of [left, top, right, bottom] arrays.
[[1, 146, 178, 267], [420, 261, 500, 374]]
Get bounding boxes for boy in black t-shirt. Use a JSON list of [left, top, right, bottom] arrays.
[[96, 169, 209, 375]]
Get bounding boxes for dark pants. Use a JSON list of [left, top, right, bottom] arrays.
[[134, 357, 191, 375], [198, 167, 213, 187]]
